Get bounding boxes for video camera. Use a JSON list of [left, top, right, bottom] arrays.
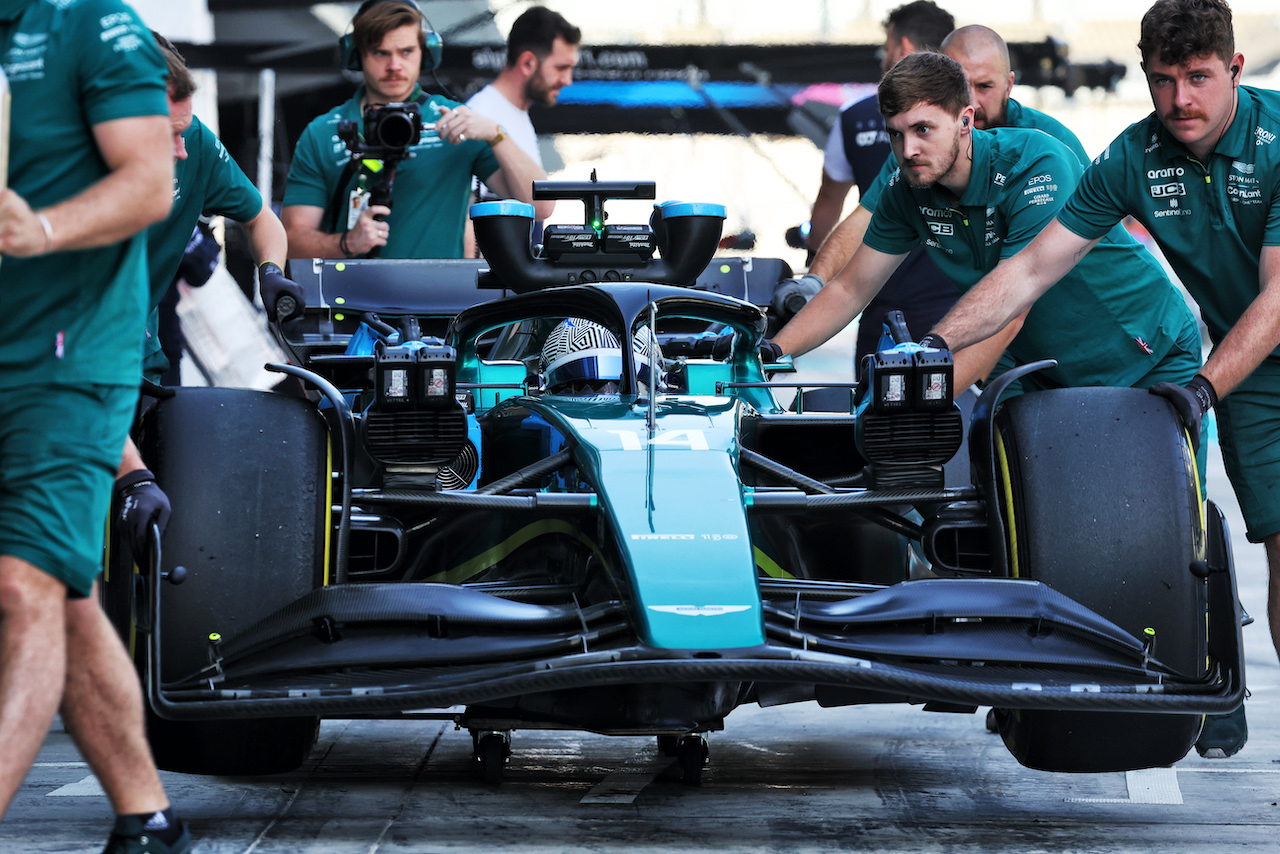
[[336, 101, 423, 161]]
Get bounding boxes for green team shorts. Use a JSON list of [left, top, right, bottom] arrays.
[[1216, 356, 1280, 543], [0, 382, 137, 597]]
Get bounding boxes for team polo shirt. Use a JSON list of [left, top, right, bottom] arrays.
[[283, 85, 500, 259], [144, 116, 263, 375], [862, 99, 1091, 212], [0, 0, 167, 386], [1059, 85, 1280, 356], [864, 127, 1199, 389]]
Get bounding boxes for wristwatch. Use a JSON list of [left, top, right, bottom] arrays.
[[488, 126, 508, 146]]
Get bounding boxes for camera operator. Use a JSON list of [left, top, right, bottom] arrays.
[[282, 0, 551, 259]]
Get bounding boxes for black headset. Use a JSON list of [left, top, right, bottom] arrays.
[[338, 0, 443, 73]]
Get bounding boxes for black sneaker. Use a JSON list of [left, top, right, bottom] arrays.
[[102, 821, 191, 854], [1196, 705, 1248, 759]]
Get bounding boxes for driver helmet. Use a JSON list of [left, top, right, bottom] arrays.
[[540, 318, 666, 395]]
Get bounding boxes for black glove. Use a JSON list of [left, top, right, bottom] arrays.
[[711, 333, 783, 363], [1149, 374, 1217, 453], [917, 332, 949, 351], [771, 273, 824, 322], [259, 261, 304, 322], [115, 469, 171, 561]]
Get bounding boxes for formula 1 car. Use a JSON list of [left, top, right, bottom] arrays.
[[105, 178, 1244, 784]]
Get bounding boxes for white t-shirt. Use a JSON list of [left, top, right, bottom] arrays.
[[465, 84, 541, 199]]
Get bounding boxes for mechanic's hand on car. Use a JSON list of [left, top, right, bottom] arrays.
[[115, 468, 172, 562], [711, 332, 783, 363], [1149, 374, 1217, 453], [344, 206, 391, 257], [259, 261, 305, 322]]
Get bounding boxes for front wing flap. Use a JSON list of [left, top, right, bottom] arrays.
[[146, 577, 1242, 721]]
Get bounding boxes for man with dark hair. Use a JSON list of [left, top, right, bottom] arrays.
[[466, 5, 580, 228], [805, 2, 956, 361], [283, 0, 550, 259], [0, 1, 191, 850], [772, 52, 1203, 412], [922, 0, 1277, 759]]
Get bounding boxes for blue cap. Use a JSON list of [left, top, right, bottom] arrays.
[[470, 200, 535, 219], [657, 200, 726, 219]]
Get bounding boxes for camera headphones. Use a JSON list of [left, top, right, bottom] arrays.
[[338, 0, 443, 74]]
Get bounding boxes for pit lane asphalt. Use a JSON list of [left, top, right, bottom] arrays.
[[7, 333, 1279, 853]]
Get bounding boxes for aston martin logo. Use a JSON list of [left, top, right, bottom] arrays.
[[648, 605, 752, 616]]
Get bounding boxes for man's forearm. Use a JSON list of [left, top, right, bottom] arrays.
[[772, 282, 861, 358], [951, 317, 1023, 390], [1199, 251, 1280, 398], [283, 226, 344, 259], [488, 141, 551, 220], [809, 205, 871, 282], [808, 175, 853, 253], [282, 207, 345, 259], [243, 208, 290, 267]]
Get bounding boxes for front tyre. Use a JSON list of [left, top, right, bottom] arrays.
[[131, 388, 330, 775], [992, 387, 1207, 772]]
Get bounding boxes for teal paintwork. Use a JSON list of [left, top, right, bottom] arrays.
[[519, 396, 765, 649]]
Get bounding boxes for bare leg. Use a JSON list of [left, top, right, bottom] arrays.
[[0, 556, 68, 817], [60, 582, 168, 816], [1265, 534, 1280, 664]]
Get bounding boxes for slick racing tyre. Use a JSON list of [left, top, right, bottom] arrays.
[[992, 386, 1207, 773], [130, 387, 330, 775]]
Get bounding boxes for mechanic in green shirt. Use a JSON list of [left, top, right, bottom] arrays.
[[142, 33, 299, 382], [804, 24, 1092, 358], [924, 0, 1275, 759], [0, 1, 190, 849], [282, 0, 551, 260], [772, 51, 1202, 404]]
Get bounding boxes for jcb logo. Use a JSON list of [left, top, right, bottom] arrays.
[[929, 222, 954, 236], [1150, 182, 1185, 199]]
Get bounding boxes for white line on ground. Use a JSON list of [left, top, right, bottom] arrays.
[[1065, 767, 1183, 804], [46, 775, 105, 798], [581, 756, 676, 804]]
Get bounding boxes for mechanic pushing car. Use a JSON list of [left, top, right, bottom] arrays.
[[282, 0, 549, 260], [771, 51, 1203, 405], [804, 18, 1096, 366], [804, 1, 957, 364], [921, 0, 1277, 759], [0, 0, 192, 850]]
